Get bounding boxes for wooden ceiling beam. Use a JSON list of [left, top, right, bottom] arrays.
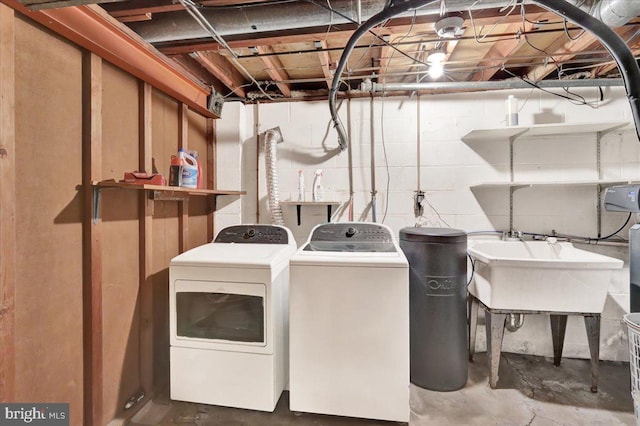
[[525, 32, 599, 81], [378, 35, 394, 84], [591, 26, 640, 77], [191, 51, 247, 98], [317, 40, 333, 88], [523, 25, 637, 81], [469, 13, 548, 81], [255, 46, 291, 97]]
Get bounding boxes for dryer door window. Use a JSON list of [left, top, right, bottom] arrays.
[[176, 292, 264, 343]]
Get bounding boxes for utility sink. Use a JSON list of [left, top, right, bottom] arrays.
[[468, 241, 623, 313]]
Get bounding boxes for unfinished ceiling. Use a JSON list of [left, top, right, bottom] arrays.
[[23, 0, 640, 102]]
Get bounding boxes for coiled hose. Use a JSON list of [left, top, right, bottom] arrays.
[[264, 128, 285, 226]]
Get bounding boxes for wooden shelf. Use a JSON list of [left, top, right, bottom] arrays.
[[92, 180, 245, 196], [471, 179, 640, 190], [461, 122, 630, 143]]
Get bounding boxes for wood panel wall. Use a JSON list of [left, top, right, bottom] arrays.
[[1, 12, 218, 426], [14, 14, 84, 424]]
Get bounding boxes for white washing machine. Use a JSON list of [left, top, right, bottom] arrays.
[[169, 225, 296, 412], [289, 222, 410, 422]]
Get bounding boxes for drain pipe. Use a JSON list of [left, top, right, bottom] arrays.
[[264, 127, 285, 226], [505, 313, 525, 332]]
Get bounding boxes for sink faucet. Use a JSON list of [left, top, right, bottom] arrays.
[[546, 236, 558, 245], [503, 230, 524, 241]]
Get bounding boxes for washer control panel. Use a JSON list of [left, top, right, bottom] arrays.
[[304, 223, 396, 252], [214, 225, 289, 244], [310, 223, 392, 242]]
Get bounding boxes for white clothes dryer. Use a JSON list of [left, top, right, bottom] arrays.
[[289, 222, 409, 422], [169, 225, 296, 412]]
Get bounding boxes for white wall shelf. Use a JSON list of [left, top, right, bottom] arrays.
[[461, 122, 629, 143], [471, 179, 640, 190], [463, 121, 634, 236]]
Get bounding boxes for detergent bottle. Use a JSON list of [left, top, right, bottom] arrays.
[[180, 149, 198, 188], [189, 150, 204, 189]]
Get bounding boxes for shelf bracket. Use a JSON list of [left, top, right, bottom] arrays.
[[93, 186, 101, 225], [509, 185, 531, 234]]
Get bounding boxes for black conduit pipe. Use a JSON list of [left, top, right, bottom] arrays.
[[533, 0, 640, 142], [329, 0, 640, 151], [329, 0, 440, 151]]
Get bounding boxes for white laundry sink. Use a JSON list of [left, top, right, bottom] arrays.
[[468, 241, 623, 313]]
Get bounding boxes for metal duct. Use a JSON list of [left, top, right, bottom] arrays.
[[595, 0, 640, 27], [128, 0, 509, 44], [264, 127, 285, 226]]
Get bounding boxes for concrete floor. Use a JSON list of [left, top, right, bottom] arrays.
[[132, 352, 636, 426]]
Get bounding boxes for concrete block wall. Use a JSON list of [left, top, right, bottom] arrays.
[[216, 87, 640, 361]]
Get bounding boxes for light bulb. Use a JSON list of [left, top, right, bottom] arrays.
[[427, 50, 446, 64], [428, 63, 444, 79]]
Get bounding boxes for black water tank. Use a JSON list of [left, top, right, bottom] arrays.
[[399, 227, 468, 391]]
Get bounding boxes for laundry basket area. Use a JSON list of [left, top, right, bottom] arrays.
[[624, 313, 640, 425]]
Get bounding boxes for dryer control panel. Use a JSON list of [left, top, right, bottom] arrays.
[[304, 223, 396, 252], [214, 225, 289, 244]]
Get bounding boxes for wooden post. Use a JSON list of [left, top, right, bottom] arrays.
[[82, 51, 103, 426], [0, 3, 16, 403], [138, 81, 154, 400], [178, 103, 189, 252], [206, 118, 215, 241]]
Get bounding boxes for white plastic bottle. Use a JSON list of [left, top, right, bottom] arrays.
[[180, 150, 199, 188], [312, 169, 324, 202], [298, 170, 305, 202]]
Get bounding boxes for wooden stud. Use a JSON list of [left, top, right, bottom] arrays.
[[0, 3, 15, 403], [138, 81, 154, 401], [82, 51, 103, 426], [206, 118, 215, 242], [178, 103, 189, 252], [255, 46, 291, 98]]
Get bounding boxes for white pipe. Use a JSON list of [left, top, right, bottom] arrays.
[[366, 78, 624, 92]]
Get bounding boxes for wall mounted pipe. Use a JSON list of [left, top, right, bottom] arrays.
[[366, 78, 625, 92]]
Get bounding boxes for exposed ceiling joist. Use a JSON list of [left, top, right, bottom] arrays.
[[317, 40, 333, 88], [190, 51, 246, 98], [469, 14, 548, 81], [256, 46, 291, 97]]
